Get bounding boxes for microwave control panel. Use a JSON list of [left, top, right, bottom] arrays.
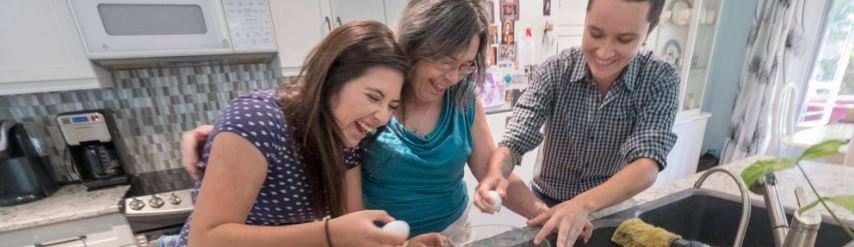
[[222, 0, 277, 52]]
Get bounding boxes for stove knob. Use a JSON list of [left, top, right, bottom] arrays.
[[149, 195, 165, 209], [169, 193, 182, 205], [129, 197, 145, 211]]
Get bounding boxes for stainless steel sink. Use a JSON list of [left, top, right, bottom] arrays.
[[570, 189, 851, 246]]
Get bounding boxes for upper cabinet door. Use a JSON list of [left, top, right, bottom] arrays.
[[383, 0, 407, 31], [270, 0, 331, 76], [0, 0, 110, 95], [329, 0, 386, 27]]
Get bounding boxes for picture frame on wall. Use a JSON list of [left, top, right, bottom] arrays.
[[499, 44, 516, 64], [487, 0, 495, 23], [544, 0, 551, 16], [502, 20, 515, 45], [488, 45, 497, 65], [500, 0, 518, 21], [489, 25, 498, 45]]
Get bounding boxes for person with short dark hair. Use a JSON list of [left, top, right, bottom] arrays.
[[475, 0, 677, 246]]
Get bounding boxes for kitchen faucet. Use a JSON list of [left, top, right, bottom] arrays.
[[693, 167, 751, 247], [751, 174, 821, 247]]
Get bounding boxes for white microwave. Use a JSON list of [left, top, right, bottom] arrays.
[[68, 0, 277, 60]]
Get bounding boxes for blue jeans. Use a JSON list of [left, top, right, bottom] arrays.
[[156, 234, 180, 247], [532, 185, 563, 207]]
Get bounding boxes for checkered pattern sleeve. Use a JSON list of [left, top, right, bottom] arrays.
[[498, 52, 566, 164], [618, 64, 679, 170]]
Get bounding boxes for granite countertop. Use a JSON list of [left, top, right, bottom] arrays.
[[0, 184, 129, 232], [484, 103, 514, 115], [467, 155, 854, 246]]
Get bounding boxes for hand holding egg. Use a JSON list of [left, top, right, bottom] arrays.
[[382, 220, 410, 239], [487, 190, 502, 212]]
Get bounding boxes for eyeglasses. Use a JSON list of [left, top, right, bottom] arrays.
[[428, 57, 478, 79]]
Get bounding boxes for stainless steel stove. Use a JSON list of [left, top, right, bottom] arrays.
[[123, 168, 195, 245]]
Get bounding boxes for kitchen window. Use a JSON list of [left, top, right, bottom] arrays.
[[798, 0, 854, 127]]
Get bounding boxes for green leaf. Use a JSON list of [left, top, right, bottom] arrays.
[[798, 195, 854, 217], [740, 159, 796, 187], [799, 139, 846, 161]]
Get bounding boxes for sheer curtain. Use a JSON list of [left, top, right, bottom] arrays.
[[722, 0, 806, 163]]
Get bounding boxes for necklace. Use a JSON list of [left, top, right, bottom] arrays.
[[408, 103, 434, 136]]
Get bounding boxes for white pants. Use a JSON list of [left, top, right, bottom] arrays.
[[440, 203, 475, 245]]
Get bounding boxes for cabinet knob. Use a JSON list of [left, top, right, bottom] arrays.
[[324, 17, 332, 31], [129, 197, 145, 211], [336, 16, 342, 27], [148, 195, 165, 209]]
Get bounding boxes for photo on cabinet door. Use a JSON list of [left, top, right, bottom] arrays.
[[487, 0, 496, 23], [488, 45, 498, 65], [502, 20, 515, 45], [500, 0, 518, 21], [489, 25, 498, 45], [499, 44, 516, 64], [544, 0, 551, 16]]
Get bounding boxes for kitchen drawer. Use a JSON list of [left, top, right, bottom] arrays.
[[1, 213, 134, 247]]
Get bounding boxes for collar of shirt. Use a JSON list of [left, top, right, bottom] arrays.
[[567, 50, 653, 92]]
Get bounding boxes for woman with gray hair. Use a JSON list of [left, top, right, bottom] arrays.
[[180, 0, 551, 244], [359, 0, 549, 243]]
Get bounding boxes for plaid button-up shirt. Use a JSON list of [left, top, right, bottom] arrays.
[[499, 48, 680, 201]]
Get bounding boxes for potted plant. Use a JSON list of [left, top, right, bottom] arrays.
[[741, 139, 854, 243]]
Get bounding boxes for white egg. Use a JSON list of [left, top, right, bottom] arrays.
[[488, 191, 502, 211], [382, 220, 410, 238]]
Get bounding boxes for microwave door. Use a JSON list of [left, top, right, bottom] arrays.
[[68, 0, 233, 59]]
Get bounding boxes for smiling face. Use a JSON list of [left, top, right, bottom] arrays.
[[330, 66, 404, 147], [582, 0, 652, 84], [410, 36, 480, 104]]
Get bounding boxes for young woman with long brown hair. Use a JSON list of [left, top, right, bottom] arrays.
[[173, 20, 430, 247]]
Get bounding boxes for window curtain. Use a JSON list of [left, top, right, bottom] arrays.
[[722, 0, 806, 163]]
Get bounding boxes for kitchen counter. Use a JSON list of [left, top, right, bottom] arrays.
[[467, 155, 854, 246], [0, 184, 129, 232], [484, 102, 514, 115]]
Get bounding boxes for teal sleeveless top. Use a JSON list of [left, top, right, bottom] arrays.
[[362, 87, 476, 236]]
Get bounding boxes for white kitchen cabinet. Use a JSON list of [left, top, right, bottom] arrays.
[[383, 0, 408, 30], [269, 0, 405, 77], [268, 0, 330, 76], [0, 213, 135, 247], [0, 0, 112, 96], [330, 0, 386, 26], [656, 111, 712, 186]]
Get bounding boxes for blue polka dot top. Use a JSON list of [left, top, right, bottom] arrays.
[[175, 90, 361, 246]]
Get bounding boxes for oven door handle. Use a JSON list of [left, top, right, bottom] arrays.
[[124, 207, 193, 218], [35, 235, 87, 247]]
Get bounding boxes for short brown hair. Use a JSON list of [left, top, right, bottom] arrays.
[[587, 0, 666, 32]]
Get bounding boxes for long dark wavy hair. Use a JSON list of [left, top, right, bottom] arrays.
[[278, 20, 408, 218]]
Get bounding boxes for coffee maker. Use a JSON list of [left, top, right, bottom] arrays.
[[57, 109, 130, 191], [0, 120, 59, 206]]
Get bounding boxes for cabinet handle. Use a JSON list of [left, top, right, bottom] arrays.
[[336, 16, 343, 27], [324, 16, 332, 31], [35, 235, 87, 247]]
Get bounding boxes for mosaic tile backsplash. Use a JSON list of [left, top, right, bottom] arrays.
[[0, 63, 281, 182]]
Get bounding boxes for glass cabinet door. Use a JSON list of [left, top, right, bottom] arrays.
[[683, 0, 722, 111], [647, 0, 722, 112]]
